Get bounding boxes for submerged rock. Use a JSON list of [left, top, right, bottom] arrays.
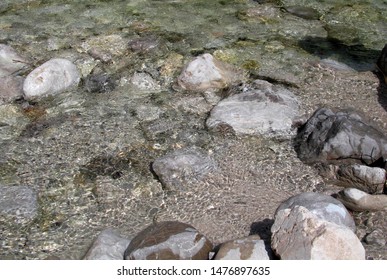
[[206, 80, 299, 137], [0, 104, 30, 141], [0, 44, 28, 77], [335, 188, 387, 212], [275, 192, 356, 232], [282, 6, 320, 20], [271, 206, 365, 260], [23, 58, 80, 100], [124, 221, 213, 260], [0, 76, 24, 104]]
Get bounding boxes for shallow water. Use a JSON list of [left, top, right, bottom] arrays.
[[0, 0, 386, 259]]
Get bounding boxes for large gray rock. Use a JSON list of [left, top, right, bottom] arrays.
[[335, 188, 387, 212], [214, 235, 272, 260], [23, 58, 80, 100], [177, 53, 242, 92], [295, 107, 387, 165], [83, 228, 131, 260], [0, 44, 28, 77], [124, 221, 213, 260], [271, 206, 365, 260], [152, 147, 217, 191], [0, 185, 38, 223], [275, 192, 356, 232], [206, 80, 299, 137]]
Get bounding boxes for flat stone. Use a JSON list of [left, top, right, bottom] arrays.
[[152, 147, 217, 191], [83, 228, 131, 260], [275, 192, 356, 232], [0, 44, 28, 77], [335, 188, 387, 212], [206, 80, 299, 137], [271, 206, 365, 260], [0, 185, 38, 222], [124, 221, 213, 260], [23, 58, 80, 100], [214, 235, 272, 260]]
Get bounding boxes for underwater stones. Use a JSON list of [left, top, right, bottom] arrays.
[[124, 221, 213, 260], [335, 188, 387, 212], [0, 104, 30, 141], [84, 73, 116, 93], [0, 76, 24, 104], [83, 228, 131, 260], [271, 206, 365, 260], [152, 147, 217, 191], [295, 107, 387, 165], [282, 6, 320, 20], [275, 192, 356, 232], [214, 235, 272, 260], [130, 72, 160, 92], [377, 44, 387, 83], [0, 185, 38, 223], [177, 53, 242, 92], [0, 44, 28, 78], [23, 58, 80, 100], [206, 80, 299, 137]]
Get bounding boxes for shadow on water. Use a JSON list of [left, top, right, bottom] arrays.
[[298, 36, 381, 72]]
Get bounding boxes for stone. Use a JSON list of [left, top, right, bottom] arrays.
[[377, 44, 387, 83], [335, 188, 387, 212], [152, 147, 217, 191], [295, 107, 387, 165], [130, 72, 160, 92], [0, 44, 28, 77], [275, 192, 356, 232], [0, 185, 38, 223], [206, 80, 299, 137], [84, 73, 116, 93], [23, 58, 80, 100], [325, 164, 386, 194], [177, 53, 242, 92], [0, 76, 24, 104], [0, 104, 30, 141], [364, 229, 386, 247], [83, 228, 131, 260], [214, 235, 272, 260], [124, 221, 213, 260], [271, 206, 365, 260]]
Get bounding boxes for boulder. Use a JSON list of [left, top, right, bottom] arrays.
[[124, 221, 213, 260], [206, 80, 299, 137], [295, 107, 387, 165], [23, 58, 80, 100], [271, 206, 365, 260], [214, 235, 272, 260], [177, 53, 242, 92], [335, 188, 387, 212], [83, 228, 131, 260], [275, 192, 356, 232]]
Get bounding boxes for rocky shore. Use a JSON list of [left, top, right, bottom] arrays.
[[0, 0, 386, 260]]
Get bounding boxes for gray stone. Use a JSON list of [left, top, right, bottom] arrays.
[[0, 44, 28, 78], [275, 192, 356, 232], [83, 228, 131, 260], [214, 235, 272, 260], [335, 188, 387, 212], [23, 58, 80, 100], [152, 147, 217, 191], [0, 104, 30, 142], [130, 72, 160, 92], [271, 206, 365, 260], [364, 229, 386, 247], [177, 53, 242, 92], [0, 185, 38, 222], [295, 107, 387, 165], [0, 76, 24, 104], [206, 80, 299, 137], [124, 221, 213, 260]]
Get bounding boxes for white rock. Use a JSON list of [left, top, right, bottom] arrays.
[[23, 58, 80, 100], [271, 206, 365, 260], [336, 188, 387, 212], [0, 44, 28, 77], [177, 53, 242, 92]]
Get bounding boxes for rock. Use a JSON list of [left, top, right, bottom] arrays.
[[128, 35, 162, 54], [0, 76, 24, 104], [335, 188, 387, 212], [377, 44, 387, 83], [0, 104, 30, 141], [130, 72, 160, 92], [23, 58, 80, 100], [271, 206, 365, 260], [206, 80, 299, 137], [295, 107, 387, 165], [177, 53, 242, 92], [0, 44, 28, 77], [275, 192, 356, 232], [364, 229, 386, 247], [84, 73, 116, 93], [152, 147, 217, 191], [124, 221, 213, 260], [83, 228, 131, 260], [214, 235, 272, 260], [283, 6, 320, 20], [0, 185, 38, 223], [324, 164, 386, 194]]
